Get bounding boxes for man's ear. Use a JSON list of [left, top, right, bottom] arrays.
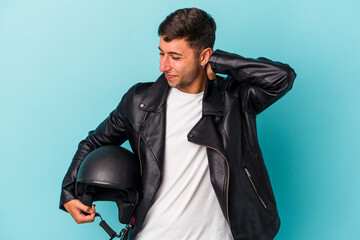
[[200, 48, 213, 66]]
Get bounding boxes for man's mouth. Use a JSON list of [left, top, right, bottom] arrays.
[[165, 73, 176, 79]]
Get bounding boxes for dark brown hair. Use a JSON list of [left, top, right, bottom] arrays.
[[158, 8, 216, 53]]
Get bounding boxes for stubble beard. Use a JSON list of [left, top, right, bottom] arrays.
[[174, 63, 202, 90]]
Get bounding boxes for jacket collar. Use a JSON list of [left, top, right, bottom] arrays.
[[138, 74, 224, 116]]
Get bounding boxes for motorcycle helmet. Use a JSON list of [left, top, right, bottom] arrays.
[[75, 145, 141, 239]]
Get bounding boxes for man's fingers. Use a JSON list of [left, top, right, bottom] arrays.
[[74, 200, 95, 214], [75, 210, 96, 224], [75, 205, 96, 224], [64, 199, 96, 224], [79, 203, 94, 214], [206, 63, 216, 81]]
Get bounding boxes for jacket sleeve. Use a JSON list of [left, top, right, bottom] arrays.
[[59, 88, 133, 211], [209, 49, 296, 114]]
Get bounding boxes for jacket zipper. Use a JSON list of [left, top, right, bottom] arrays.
[[191, 142, 234, 238], [137, 112, 148, 176], [244, 167, 267, 209]]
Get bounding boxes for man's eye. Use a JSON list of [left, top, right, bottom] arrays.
[[159, 53, 164, 56], [172, 57, 180, 60]]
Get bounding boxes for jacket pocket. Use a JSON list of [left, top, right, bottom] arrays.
[[244, 167, 268, 209]]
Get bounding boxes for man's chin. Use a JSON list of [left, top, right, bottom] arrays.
[[166, 78, 178, 88]]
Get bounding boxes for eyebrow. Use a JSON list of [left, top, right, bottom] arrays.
[[158, 47, 183, 56]]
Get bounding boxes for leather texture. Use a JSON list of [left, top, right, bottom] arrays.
[[60, 49, 296, 240]]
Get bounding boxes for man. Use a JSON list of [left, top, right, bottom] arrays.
[[60, 8, 296, 240]]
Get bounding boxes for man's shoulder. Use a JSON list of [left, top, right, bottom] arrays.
[[123, 74, 167, 104], [122, 81, 157, 107], [127, 81, 155, 96]]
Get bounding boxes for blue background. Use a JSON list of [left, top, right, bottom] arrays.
[[1, 0, 359, 239]]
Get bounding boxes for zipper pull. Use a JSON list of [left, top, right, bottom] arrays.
[[244, 167, 251, 178]]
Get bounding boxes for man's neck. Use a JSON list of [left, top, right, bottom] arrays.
[[177, 71, 207, 94]]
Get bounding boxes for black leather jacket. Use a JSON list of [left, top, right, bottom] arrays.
[[60, 50, 296, 240]]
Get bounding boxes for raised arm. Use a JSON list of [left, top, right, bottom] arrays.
[[209, 49, 296, 114]]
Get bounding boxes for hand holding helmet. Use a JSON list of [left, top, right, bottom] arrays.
[[63, 199, 96, 224], [66, 145, 141, 239]]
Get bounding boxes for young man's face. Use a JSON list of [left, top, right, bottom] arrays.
[[158, 36, 203, 93]]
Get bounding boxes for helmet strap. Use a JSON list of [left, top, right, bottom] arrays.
[[95, 212, 135, 240], [96, 213, 118, 239], [80, 192, 93, 207], [116, 193, 136, 224]]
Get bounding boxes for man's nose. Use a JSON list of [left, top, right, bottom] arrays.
[[159, 56, 171, 72]]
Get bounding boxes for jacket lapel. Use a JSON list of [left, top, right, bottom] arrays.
[[189, 80, 226, 158], [137, 74, 169, 169], [137, 74, 226, 168]]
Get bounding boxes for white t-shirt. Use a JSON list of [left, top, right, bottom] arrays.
[[135, 87, 232, 240]]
